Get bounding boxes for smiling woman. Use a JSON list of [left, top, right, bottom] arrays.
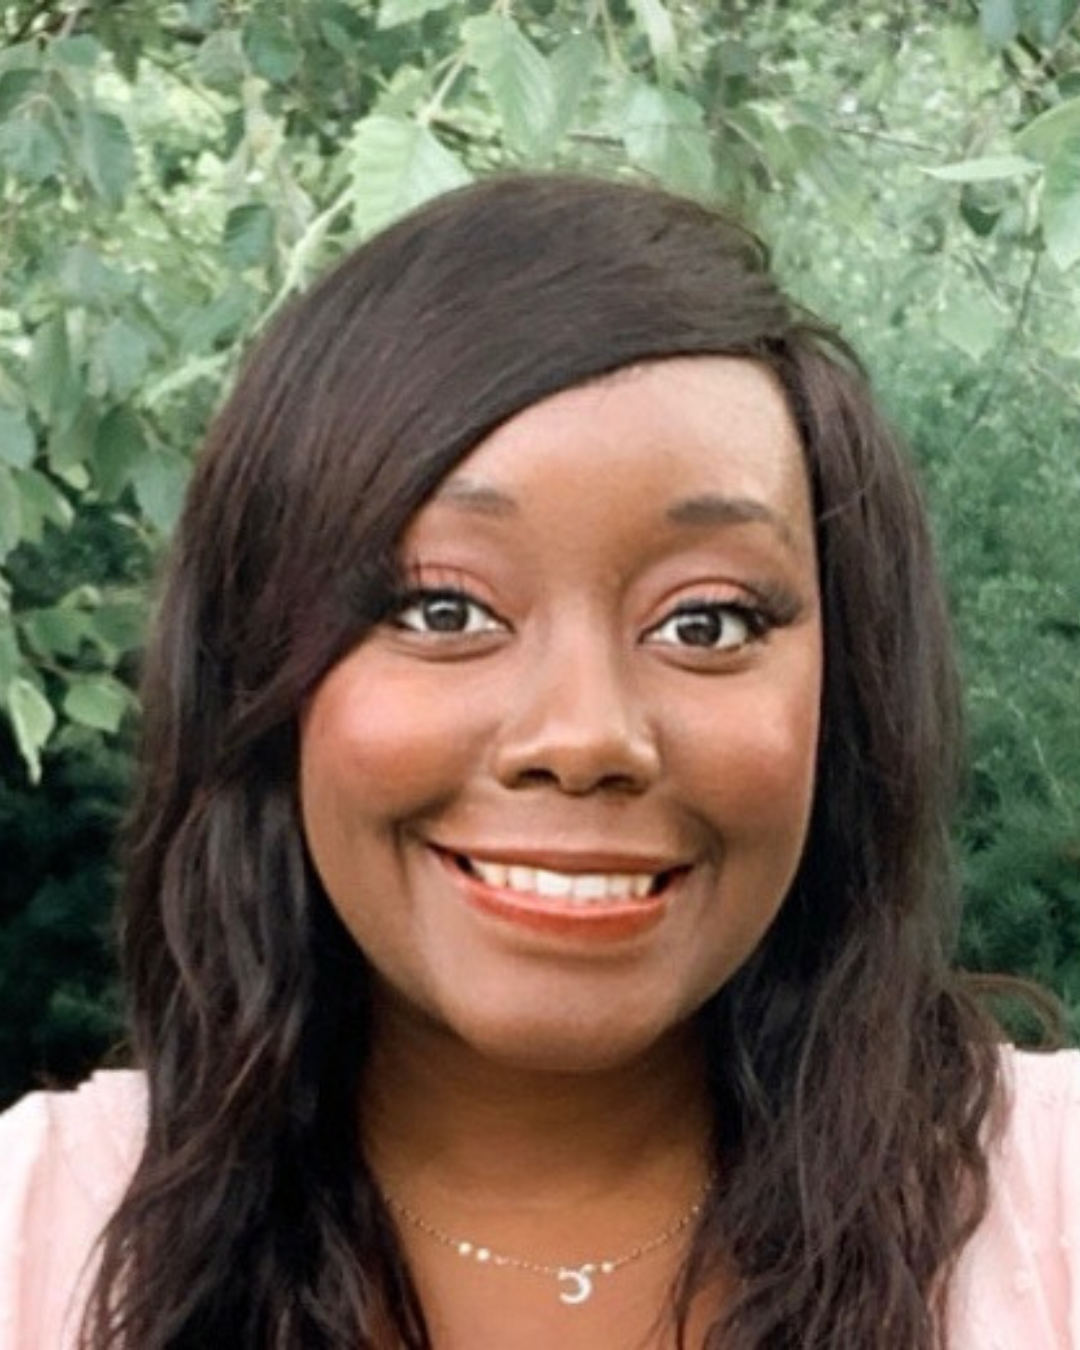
[[299, 358, 822, 1079], [1, 175, 1077, 1350]]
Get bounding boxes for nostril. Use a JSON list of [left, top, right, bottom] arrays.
[[513, 767, 563, 788], [492, 692, 660, 797], [510, 764, 651, 797]]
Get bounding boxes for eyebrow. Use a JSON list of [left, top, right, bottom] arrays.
[[434, 480, 800, 550], [666, 493, 799, 550], [433, 478, 519, 517]]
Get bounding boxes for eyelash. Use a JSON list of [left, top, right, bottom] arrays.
[[390, 587, 505, 636], [641, 598, 775, 653], [389, 585, 795, 653]]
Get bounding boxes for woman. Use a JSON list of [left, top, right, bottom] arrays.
[[1, 174, 1076, 1349]]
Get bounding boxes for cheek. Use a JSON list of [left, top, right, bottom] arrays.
[[675, 683, 821, 996], [668, 674, 822, 836], [299, 656, 481, 830]]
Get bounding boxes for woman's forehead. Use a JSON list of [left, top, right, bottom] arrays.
[[403, 356, 816, 571]]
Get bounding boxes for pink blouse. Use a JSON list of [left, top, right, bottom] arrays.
[[1, 1048, 1077, 1348]]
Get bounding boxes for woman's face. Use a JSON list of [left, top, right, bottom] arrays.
[[299, 357, 822, 1072]]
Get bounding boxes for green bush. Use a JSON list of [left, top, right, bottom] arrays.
[[1, 0, 1077, 1105]]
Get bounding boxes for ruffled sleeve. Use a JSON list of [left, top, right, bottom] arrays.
[[0, 1071, 146, 1350], [948, 1046, 1080, 1348], [1053, 1050, 1079, 1341], [0, 1090, 51, 1348]]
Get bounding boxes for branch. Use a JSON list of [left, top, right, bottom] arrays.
[[963, 0, 1079, 114], [138, 46, 227, 119], [830, 123, 940, 154], [8, 0, 59, 44], [566, 129, 625, 148], [58, 1, 87, 39], [1021, 354, 1080, 412], [955, 246, 1042, 449], [419, 52, 468, 127]]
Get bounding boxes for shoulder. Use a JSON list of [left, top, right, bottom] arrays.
[[1, 1066, 146, 1134], [0, 1068, 146, 1206], [948, 1046, 1080, 1348], [999, 1041, 1080, 1121], [0, 1070, 147, 1349], [994, 1045, 1080, 1244], [990, 1043, 1080, 1170]]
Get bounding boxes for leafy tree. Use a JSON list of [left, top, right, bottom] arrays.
[[1, 0, 1077, 1103]]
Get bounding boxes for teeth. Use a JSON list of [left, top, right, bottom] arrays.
[[480, 862, 508, 888], [535, 869, 574, 897], [469, 859, 660, 904]]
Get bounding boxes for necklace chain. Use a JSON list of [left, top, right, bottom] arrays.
[[384, 1174, 712, 1307]]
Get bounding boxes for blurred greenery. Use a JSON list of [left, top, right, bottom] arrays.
[[0, 0, 1077, 1105]]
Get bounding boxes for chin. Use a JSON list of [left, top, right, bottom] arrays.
[[440, 996, 703, 1077]]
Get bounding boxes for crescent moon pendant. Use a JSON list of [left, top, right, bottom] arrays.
[[557, 1267, 594, 1305]]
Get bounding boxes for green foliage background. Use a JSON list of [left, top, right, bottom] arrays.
[[1, 0, 1078, 1105]]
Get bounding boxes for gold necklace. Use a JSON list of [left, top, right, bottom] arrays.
[[384, 1175, 712, 1307]]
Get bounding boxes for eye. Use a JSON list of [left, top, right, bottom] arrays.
[[644, 601, 764, 653], [392, 588, 505, 636]]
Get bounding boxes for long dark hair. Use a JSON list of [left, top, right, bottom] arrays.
[[82, 174, 1002, 1348]]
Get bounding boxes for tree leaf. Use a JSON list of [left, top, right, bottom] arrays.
[[63, 676, 129, 734], [52, 36, 101, 68], [979, 0, 1020, 46], [0, 407, 35, 470], [377, 0, 457, 29], [23, 607, 91, 659], [0, 112, 64, 183], [97, 319, 151, 399], [549, 33, 602, 144], [0, 619, 18, 693], [243, 12, 301, 84], [320, 14, 363, 56], [0, 68, 42, 119], [629, 0, 679, 78], [347, 115, 471, 236], [185, 0, 219, 28], [93, 405, 147, 499], [77, 108, 136, 208], [177, 282, 256, 354], [782, 121, 863, 210], [194, 30, 247, 90], [1015, 96, 1080, 161], [6, 675, 56, 783], [619, 83, 713, 197], [47, 398, 98, 482], [15, 468, 73, 539], [223, 202, 276, 269], [28, 319, 81, 425], [0, 464, 21, 557], [938, 287, 1007, 359], [89, 601, 146, 656], [131, 451, 190, 534], [462, 15, 558, 159], [60, 244, 135, 308], [1016, 0, 1079, 46], [1041, 135, 1080, 271], [923, 154, 1039, 182]]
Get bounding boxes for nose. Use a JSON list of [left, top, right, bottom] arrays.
[[491, 627, 661, 796]]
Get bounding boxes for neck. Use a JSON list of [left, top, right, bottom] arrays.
[[360, 997, 713, 1211]]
